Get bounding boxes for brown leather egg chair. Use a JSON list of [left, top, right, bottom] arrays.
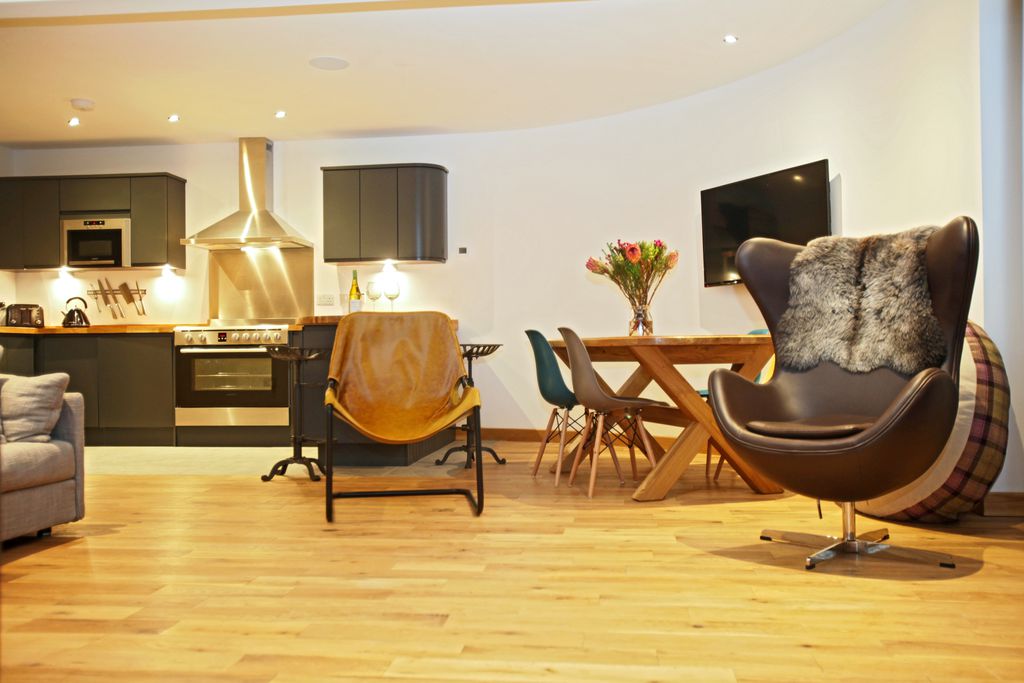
[[708, 217, 978, 570]]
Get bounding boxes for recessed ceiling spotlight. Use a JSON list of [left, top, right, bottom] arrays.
[[309, 56, 350, 71], [70, 98, 95, 111], [167, 113, 180, 123], [67, 116, 81, 127], [275, 110, 287, 119], [723, 34, 739, 44]]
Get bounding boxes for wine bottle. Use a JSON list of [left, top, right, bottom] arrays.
[[348, 270, 363, 313]]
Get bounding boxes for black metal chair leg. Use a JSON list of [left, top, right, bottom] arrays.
[[325, 403, 485, 520], [325, 404, 334, 523], [471, 406, 485, 515]]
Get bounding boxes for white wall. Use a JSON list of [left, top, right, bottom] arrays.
[[7, 0, 998, 468], [980, 0, 1023, 493]]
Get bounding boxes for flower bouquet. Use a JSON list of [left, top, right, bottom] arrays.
[[586, 240, 679, 335]]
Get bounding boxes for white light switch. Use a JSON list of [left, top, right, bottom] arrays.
[[317, 294, 335, 306]]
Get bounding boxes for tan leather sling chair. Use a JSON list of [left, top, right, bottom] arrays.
[[323, 311, 484, 522]]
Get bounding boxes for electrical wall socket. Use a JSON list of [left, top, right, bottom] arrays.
[[317, 294, 335, 306]]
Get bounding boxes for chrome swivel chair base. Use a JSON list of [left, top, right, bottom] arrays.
[[760, 502, 956, 571]]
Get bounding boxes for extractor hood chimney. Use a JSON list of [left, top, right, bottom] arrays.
[[182, 138, 312, 250]]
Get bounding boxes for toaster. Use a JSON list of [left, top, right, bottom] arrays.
[[5, 304, 45, 328]]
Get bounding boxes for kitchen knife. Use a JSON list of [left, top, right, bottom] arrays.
[[119, 282, 143, 315], [135, 280, 146, 315], [97, 281, 118, 319], [105, 278, 125, 317]]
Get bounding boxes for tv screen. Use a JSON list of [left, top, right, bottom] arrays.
[[700, 159, 831, 287]]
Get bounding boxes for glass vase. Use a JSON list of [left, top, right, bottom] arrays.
[[628, 305, 654, 336]]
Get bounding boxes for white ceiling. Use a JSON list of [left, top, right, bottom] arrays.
[[0, 0, 888, 148]]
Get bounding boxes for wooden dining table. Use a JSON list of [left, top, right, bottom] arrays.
[[548, 334, 783, 501]]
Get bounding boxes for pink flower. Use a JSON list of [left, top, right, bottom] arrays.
[[625, 243, 642, 264], [654, 239, 664, 249], [666, 250, 679, 269], [585, 257, 604, 273]]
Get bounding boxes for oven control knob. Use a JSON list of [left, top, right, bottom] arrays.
[[273, 332, 282, 342], [199, 335, 207, 344], [242, 333, 251, 342], [231, 333, 240, 342], [263, 333, 272, 342], [185, 334, 193, 343]]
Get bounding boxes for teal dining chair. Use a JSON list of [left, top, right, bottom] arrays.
[[525, 330, 587, 486], [702, 329, 771, 480]]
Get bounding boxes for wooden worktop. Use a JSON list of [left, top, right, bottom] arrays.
[[0, 324, 192, 335]]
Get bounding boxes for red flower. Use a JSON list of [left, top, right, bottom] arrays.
[[624, 243, 642, 264], [585, 256, 605, 273]]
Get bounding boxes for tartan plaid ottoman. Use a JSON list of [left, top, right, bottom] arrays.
[[857, 322, 1010, 523]]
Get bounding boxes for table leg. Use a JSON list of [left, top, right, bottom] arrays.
[[632, 424, 709, 501], [631, 346, 781, 499]]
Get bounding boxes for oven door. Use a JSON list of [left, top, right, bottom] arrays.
[[174, 346, 289, 426]]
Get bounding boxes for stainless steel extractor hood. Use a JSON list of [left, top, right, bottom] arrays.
[[182, 138, 312, 250]]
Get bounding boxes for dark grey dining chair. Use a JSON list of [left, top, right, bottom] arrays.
[[557, 327, 667, 498]]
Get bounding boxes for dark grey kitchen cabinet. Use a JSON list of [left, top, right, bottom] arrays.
[[321, 163, 447, 263], [0, 178, 60, 269], [130, 175, 186, 268], [96, 335, 174, 429], [33, 333, 174, 444], [359, 167, 398, 260], [321, 169, 360, 264], [36, 335, 101, 429], [0, 334, 35, 376], [0, 179, 22, 270], [21, 179, 61, 268], [60, 177, 131, 212]]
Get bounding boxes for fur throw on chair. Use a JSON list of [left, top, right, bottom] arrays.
[[775, 227, 947, 375]]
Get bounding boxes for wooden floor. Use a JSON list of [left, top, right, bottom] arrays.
[[2, 442, 1023, 682]]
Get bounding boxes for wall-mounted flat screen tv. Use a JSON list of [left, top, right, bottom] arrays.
[[700, 159, 831, 287]]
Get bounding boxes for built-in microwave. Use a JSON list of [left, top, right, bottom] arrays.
[[61, 217, 131, 268]]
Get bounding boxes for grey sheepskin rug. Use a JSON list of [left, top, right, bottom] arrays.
[[775, 227, 947, 374]]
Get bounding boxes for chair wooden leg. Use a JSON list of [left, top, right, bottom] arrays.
[[568, 412, 593, 488], [588, 413, 607, 498], [629, 443, 639, 481], [554, 407, 571, 488], [605, 436, 625, 486], [531, 407, 559, 477], [635, 415, 658, 466], [705, 438, 713, 476], [714, 452, 727, 481]]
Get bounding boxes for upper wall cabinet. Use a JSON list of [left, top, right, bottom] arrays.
[[0, 178, 60, 269], [0, 173, 186, 270], [321, 164, 447, 263]]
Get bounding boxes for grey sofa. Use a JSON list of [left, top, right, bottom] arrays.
[[0, 374, 85, 542]]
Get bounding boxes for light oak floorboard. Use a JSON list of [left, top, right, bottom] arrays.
[[2, 442, 1023, 682]]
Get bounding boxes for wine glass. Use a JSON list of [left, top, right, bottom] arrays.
[[366, 281, 382, 311], [383, 281, 400, 311]]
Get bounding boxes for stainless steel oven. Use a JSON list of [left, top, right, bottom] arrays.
[[174, 326, 289, 427], [61, 217, 131, 268]]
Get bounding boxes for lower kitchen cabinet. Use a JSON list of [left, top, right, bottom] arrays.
[[34, 334, 174, 445], [0, 334, 36, 376], [295, 324, 455, 466]]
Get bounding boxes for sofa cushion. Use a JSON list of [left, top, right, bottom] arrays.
[[0, 439, 76, 492], [0, 373, 70, 443]]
